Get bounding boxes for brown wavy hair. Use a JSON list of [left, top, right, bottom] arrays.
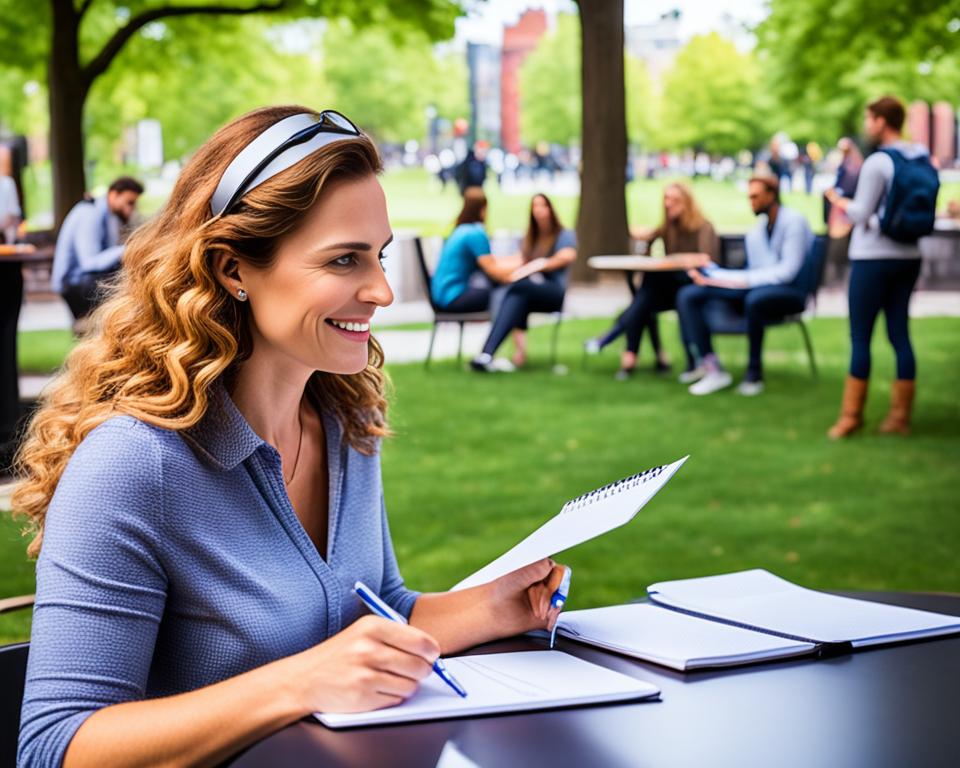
[[520, 193, 562, 262], [660, 182, 706, 236], [13, 105, 390, 557]]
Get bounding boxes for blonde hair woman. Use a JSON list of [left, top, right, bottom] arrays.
[[15, 106, 567, 767], [585, 182, 718, 379]]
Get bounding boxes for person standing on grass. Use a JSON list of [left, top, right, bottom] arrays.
[[470, 193, 576, 372], [674, 175, 813, 396], [430, 186, 493, 313], [824, 96, 938, 438], [583, 182, 718, 380], [823, 137, 864, 284], [15, 106, 568, 767]]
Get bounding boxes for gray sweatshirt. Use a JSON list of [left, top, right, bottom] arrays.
[[845, 141, 929, 260]]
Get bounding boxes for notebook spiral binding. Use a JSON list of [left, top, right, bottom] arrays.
[[561, 465, 666, 512]]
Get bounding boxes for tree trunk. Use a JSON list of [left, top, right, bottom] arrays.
[[48, 0, 87, 230], [573, 0, 628, 283]]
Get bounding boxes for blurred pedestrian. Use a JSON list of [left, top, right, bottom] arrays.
[[824, 96, 938, 437]]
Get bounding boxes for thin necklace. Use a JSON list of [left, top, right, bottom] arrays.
[[283, 403, 305, 486]]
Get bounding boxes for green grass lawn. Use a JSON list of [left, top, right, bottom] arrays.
[[381, 168, 827, 237], [18, 330, 76, 375], [381, 168, 960, 238], [4, 315, 958, 644]]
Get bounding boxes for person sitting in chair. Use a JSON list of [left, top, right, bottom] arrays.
[[430, 187, 493, 313], [51, 176, 144, 320], [470, 194, 576, 372], [675, 175, 813, 396], [584, 182, 719, 380]]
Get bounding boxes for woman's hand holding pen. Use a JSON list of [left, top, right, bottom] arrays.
[[484, 558, 569, 636], [408, 558, 569, 654], [285, 615, 440, 714]]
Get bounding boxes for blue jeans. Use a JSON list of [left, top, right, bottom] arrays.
[[676, 283, 806, 380], [481, 276, 565, 356], [435, 286, 490, 314], [848, 259, 921, 380], [599, 271, 693, 367]]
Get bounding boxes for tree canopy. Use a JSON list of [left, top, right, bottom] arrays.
[[756, 0, 960, 139], [323, 20, 467, 145], [519, 13, 580, 147], [0, 0, 463, 223], [658, 33, 768, 156], [519, 12, 655, 150]]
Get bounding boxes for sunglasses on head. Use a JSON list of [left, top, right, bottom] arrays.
[[210, 109, 361, 218]]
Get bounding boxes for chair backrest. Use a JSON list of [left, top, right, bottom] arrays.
[[788, 234, 828, 300], [719, 234, 747, 268], [412, 237, 442, 312], [0, 642, 29, 766]]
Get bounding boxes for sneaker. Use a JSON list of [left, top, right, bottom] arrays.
[[678, 365, 707, 384], [583, 338, 602, 355], [689, 369, 733, 395], [470, 353, 494, 372], [737, 379, 764, 397], [491, 357, 516, 373]]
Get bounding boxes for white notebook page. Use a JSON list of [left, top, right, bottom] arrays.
[[453, 457, 688, 591], [648, 569, 960, 646], [316, 651, 659, 728]]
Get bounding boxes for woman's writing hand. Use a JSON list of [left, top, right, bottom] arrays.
[[291, 615, 439, 714]]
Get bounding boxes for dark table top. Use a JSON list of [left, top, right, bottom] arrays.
[[0, 244, 54, 263], [228, 591, 960, 768]]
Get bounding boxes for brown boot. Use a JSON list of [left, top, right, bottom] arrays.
[[827, 376, 868, 439], [879, 380, 915, 435]]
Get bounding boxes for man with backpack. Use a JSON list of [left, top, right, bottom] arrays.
[[824, 96, 939, 438]]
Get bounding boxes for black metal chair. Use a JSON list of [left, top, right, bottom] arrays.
[[1, 594, 34, 766], [414, 236, 566, 370], [412, 237, 492, 368], [703, 234, 828, 377]]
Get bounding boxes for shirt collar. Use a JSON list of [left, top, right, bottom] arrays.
[[182, 379, 266, 471], [182, 377, 346, 471]]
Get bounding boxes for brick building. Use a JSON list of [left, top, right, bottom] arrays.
[[499, 9, 548, 154]]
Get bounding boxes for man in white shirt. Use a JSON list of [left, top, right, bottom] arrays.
[[676, 175, 814, 396], [52, 176, 143, 318]]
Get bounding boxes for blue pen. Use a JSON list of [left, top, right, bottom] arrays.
[[549, 566, 572, 649], [354, 581, 468, 698]]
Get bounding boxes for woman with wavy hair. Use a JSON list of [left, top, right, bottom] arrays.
[[15, 106, 567, 767], [584, 182, 717, 380]]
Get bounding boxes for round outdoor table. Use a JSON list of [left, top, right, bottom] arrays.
[[588, 254, 702, 297], [227, 591, 960, 768]]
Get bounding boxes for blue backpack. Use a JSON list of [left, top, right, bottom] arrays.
[[879, 148, 939, 243]]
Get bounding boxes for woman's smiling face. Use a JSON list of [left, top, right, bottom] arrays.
[[239, 173, 394, 376]]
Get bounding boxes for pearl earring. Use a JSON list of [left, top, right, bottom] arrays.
[[237, 288, 248, 301]]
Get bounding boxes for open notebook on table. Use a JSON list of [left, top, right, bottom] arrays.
[[315, 651, 659, 728], [557, 569, 960, 671]]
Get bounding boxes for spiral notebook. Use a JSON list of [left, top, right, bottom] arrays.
[[452, 457, 687, 591], [556, 570, 960, 671]]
